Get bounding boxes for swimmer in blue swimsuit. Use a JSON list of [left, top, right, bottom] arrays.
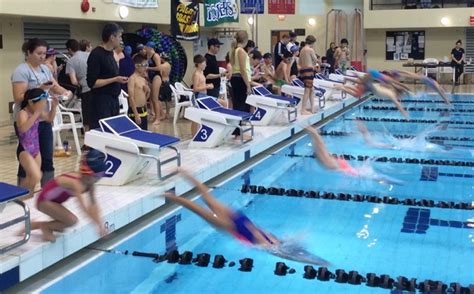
[[164, 169, 331, 265], [163, 169, 279, 247]]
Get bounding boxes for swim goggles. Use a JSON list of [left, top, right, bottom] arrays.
[[31, 92, 49, 102]]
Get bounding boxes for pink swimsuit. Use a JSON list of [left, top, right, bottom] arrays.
[[36, 173, 81, 205], [337, 158, 359, 177], [18, 111, 40, 158]]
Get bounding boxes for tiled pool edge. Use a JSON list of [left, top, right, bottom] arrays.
[[0, 97, 360, 290]]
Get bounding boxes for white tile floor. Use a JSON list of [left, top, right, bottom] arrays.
[[0, 96, 359, 288]]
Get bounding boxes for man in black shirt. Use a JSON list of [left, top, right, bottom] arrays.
[[451, 40, 465, 85], [273, 34, 290, 67], [204, 38, 224, 98], [87, 23, 128, 129]]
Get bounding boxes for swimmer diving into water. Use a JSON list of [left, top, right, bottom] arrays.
[[356, 120, 448, 153], [335, 72, 410, 118], [164, 168, 330, 266], [305, 126, 404, 185]]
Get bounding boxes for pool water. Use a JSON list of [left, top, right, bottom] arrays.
[[43, 94, 474, 293]]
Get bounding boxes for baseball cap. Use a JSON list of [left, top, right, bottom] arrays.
[[208, 38, 223, 47], [145, 41, 156, 48]]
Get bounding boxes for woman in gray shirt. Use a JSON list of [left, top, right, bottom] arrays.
[[11, 38, 71, 186]]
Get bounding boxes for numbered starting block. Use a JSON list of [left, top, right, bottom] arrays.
[[281, 79, 328, 109], [185, 96, 254, 148], [246, 86, 298, 126], [84, 115, 181, 185], [0, 182, 30, 254]]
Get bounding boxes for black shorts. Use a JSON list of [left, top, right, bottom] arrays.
[[159, 81, 172, 102], [207, 87, 220, 98], [80, 91, 93, 127], [128, 106, 148, 130]]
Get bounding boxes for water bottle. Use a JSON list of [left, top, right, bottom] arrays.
[[63, 140, 69, 152]]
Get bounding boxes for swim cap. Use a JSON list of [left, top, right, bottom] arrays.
[[124, 45, 132, 57], [367, 68, 383, 80], [290, 45, 299, 53], [80, 148, 107, 176], [145, 41, 156, 48]]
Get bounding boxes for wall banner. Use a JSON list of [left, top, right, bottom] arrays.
[[204, 0, 239, 27], [171, 0, 200, 41], [112, 0, 158, 8], [268, 0, 295, 14], [240, 0, 264, 14]]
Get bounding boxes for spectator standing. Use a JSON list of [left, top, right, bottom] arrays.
[[230, 31, 252, 137], [204, 38, 224, 98], [273, 35, 290, 67], [286, 32, 297, 51], [11, 38, 72, 186], [86, 23, 128, 129], [451, 40, 465, 85], [65, 39, 92, 130], [326, 42, 337, 73]]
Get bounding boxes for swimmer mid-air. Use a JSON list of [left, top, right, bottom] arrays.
[[305, 126, 404, 185], [356, 120, 448, 153], [164, 168, 330, 266], [335, 71, 410, 118]]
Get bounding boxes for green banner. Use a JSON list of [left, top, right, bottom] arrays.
[[204, 0, 239, 27]]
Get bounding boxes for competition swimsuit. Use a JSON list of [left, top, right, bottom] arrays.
[[17, 111, 40, 158], [36, 173, 81, 205], [299, 68, 315, 88], [230, 210, 275, 245], [336, 158, 359, 176]]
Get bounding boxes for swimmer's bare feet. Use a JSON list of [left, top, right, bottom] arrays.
[[152, 119, 160, 125], [41, 225, 56, 243], [301, 110, 312, 115], [234, 134, 252, 141]]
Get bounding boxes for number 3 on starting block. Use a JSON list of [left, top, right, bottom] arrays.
[[195, 125, 214, 142]]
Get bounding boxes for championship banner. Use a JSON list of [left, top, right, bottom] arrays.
[[171, 0, 200, 41], [204, 0, 239, 27], [112, 0, 158, 8], [268, 0, 295, 14], [240, 0, 264, 14]]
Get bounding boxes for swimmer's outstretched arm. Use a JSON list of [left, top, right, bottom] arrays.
[[178, 169, 233, 222], [304, 126, 340, 170]]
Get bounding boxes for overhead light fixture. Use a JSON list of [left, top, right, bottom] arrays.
[[440, 17, 449, 26], [119, 5, 129, 19], [277, 15, 286, 21], [308, 18, 316, 27], [248, 16, 254, 25]]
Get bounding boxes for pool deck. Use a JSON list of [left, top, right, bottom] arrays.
[[0, 96, 359, 290]]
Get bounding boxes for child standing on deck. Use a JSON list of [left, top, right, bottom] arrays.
[[16, 88, 58, 198], [193, 54, 227, 106], [128, 54, 150, 130], [159, 54, 173, 121], [29, 148, 107, 242]]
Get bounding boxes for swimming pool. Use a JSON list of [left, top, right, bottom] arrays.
[[42, 94, 473, 293]]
